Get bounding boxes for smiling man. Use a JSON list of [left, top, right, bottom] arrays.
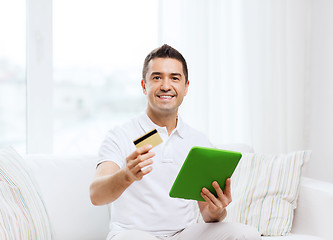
[[90, 44, 260, 240]]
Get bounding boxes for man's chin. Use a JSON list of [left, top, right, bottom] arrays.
[[152, 106, 178, 115]]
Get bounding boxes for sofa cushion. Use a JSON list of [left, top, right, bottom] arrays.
[[0, 147, 52, 239], [225, 151, 311, 236], [25, 154, 109, 240]]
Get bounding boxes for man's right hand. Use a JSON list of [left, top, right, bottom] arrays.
[[124, 144, 155, 183], [90, 144, 155, 205]]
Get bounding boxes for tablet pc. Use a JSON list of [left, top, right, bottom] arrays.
[[169, 146, 242, 201]]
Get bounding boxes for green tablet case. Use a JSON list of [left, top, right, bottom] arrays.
[[169, 146, 242, 201]]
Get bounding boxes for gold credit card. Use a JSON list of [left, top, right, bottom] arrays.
[[133, 129, 163, 148]]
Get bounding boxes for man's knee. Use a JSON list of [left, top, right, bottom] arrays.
[[223, 222, 261, 240], [176, 222, 261, 240]]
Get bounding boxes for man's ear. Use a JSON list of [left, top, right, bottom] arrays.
[[184, 80, 189, 96], [141, 80, 147, 95]]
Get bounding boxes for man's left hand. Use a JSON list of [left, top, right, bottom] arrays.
[[198, 178, 232, 222]]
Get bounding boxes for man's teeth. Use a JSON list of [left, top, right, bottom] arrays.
[[159, 96, 173, 99]]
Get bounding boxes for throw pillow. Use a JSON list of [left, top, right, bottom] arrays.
[[0, 146, 53, 239], [225, 151, 311, 236]]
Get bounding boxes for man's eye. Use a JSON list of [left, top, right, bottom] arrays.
[[153, 76, 161, 80], [172, 77, 179, 81]]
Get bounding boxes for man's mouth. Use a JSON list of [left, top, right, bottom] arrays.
[[158, 95, 174, 99]]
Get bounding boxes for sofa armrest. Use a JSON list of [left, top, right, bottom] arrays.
[[292, 177, 333, 240]]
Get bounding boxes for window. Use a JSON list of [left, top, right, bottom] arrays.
[[1, 0, 158, 154], [0, 0, 26, 153]]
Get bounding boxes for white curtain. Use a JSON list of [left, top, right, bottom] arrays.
[[158, 0, 309, 154]]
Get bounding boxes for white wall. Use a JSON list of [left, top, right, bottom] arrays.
[[304, 0, 333, 183]]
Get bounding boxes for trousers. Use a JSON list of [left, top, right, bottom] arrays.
[[111, 222, 261, 240]]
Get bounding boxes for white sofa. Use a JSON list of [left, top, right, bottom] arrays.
[[23, 149, 333, 240]]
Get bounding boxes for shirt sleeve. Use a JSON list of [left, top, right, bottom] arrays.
[[97, 130, 126, 169]]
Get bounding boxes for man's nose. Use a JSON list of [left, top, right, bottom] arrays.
[[160, 78, 172, 91]]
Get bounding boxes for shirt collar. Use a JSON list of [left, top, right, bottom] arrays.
[[138, 111, 185, 139]]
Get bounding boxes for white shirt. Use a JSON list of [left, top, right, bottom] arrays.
[[98, 112, 212, 238]]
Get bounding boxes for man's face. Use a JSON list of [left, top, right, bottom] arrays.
[[141, 57, 189, 115]]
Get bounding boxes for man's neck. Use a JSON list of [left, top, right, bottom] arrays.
[[146, 109, 178, 136]]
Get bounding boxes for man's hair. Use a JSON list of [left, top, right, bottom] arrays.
[[142, 44, 188, 83]]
